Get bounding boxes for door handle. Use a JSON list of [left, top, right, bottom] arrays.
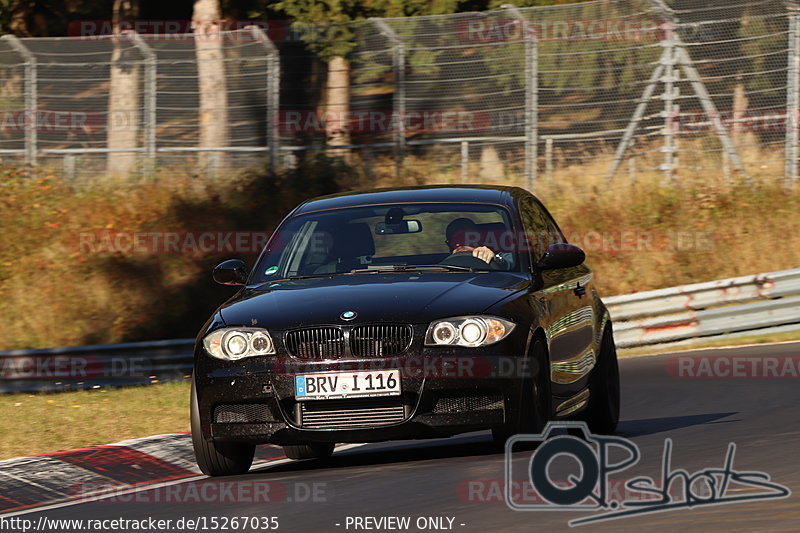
[[573, 282, 586, 297]]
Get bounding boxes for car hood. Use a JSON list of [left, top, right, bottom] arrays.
[[219, 272, 530, 329]]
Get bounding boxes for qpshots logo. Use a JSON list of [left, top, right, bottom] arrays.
[[504, 422, 790, 527]]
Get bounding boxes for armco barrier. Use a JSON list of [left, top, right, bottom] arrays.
[[2, 268, 799, 392], [0, 339, 194, 393], [605, 268, 800, 348]]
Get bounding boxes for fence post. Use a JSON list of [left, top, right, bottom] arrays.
[[503, 5, 537, 190], [676, 46, 748, 182], [2, 35, 37, 166], [545, 137, 553, 183], [247, 25, 281, 175], [461, 140, 469, 182], [723, 149, 730, 182], [126, 32, 156, 176], [63, 155, 76, 181], [628, 155, 637, 183], [662, 32, 677, 186], [372, 19, 405, 180], [786, 5, 800, 186], [647, 0, 748, 182]]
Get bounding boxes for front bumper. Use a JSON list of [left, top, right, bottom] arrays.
[[195, 351, 527, 445]]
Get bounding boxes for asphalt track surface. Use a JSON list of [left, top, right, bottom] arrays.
[[23, 342, 800, 532]]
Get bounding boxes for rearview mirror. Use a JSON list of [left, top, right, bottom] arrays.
[[536, 243, 585, 270], [375, 220, 422, 235], [213, 259, 249, 285]]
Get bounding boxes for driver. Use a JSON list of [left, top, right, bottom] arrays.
[[445, 218, 512, 266]]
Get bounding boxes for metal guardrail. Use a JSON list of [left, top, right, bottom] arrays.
[[606, 268, 800, 348], [0, 339, 194, 393], [1, 268, 799, 392]]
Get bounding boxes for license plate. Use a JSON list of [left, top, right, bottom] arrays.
[[295, 370, 401, 401]]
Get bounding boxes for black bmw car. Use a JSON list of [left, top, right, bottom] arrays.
[[191, 185, 620, 476]]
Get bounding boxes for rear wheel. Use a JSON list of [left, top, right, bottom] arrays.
[[191, 377, 255, 476], [585, 326, 620, 434], [283, 443, 335, 460], [493, 338, 550, 447]]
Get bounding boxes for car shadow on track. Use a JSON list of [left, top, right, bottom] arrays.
[[249, 413, 739, 476], [253, 433, 500, 475], [617, 412, 739, 438]]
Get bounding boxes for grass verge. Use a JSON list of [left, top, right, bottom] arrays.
[[0, 145, 798, 350], [2, 332, 799, 460], [0, 381, 190, 461]]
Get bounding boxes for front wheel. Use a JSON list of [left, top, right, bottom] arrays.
[[585, 325, 620, 434], [191, 377, 255, 476], [283, 443, 335, 460], [493, 338, 550, 447]]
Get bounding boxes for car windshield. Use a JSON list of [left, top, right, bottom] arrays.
[[251, 202, 521, 283]]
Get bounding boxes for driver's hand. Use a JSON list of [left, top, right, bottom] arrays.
[[472, 246, 496, 264]]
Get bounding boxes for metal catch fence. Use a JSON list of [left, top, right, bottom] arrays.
[[0, 1, 799, 190]]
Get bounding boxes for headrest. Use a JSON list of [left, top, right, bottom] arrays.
[[332, 222, 375, 257]]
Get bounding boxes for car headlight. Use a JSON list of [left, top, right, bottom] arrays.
[[203, 328, 275, 360], [425, 316, 515, 347]]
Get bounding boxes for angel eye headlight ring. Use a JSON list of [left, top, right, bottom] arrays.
[[203, 328, 276, 360]]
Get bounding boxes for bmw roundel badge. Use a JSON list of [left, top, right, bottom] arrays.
[[340, 310, 357, 321]]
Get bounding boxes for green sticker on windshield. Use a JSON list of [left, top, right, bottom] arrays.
[[264, 266, 279, 275]]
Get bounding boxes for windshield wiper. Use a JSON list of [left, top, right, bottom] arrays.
[[261, 272, 350, 283], [348, 264, 479, 274]]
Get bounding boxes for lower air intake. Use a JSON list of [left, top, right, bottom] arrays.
[[213, 403, 273, 423], [300, 398, 406, 429], [432, 395, 504, 414]]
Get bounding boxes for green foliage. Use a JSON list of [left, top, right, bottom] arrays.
[[738, 14, 787, 92], [0, 0, 14, 34], [0, 154, 366, 350], [271, 0, 466, 61]]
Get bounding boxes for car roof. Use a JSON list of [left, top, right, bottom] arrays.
[[293, 185, 528, 215]]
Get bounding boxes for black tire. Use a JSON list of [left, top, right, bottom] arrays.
[[191, 377, 255, 476], [493, 338, 551, 447], [585, 325, 620, 434], [283, 443, 335, 460]]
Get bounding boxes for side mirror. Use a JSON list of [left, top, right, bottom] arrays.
[[213, 259, 249, 285], [536, 243, 585, 270]]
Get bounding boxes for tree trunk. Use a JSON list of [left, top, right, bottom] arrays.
[[106, 0, 140, 176], [325, 55, 350, 160], [732, 79, 756, 152], [479, 145, 504, 183], [193, 0, 229, 173]]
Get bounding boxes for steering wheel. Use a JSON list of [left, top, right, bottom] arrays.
[[439, 251, 503, 269]]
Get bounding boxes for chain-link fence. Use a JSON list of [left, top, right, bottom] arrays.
[[0, 26, 278, 181], [1, 0, 799, 190]]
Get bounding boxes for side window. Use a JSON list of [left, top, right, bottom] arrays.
[[519, 197, 565, 259], [537, 199, 565, 247]]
